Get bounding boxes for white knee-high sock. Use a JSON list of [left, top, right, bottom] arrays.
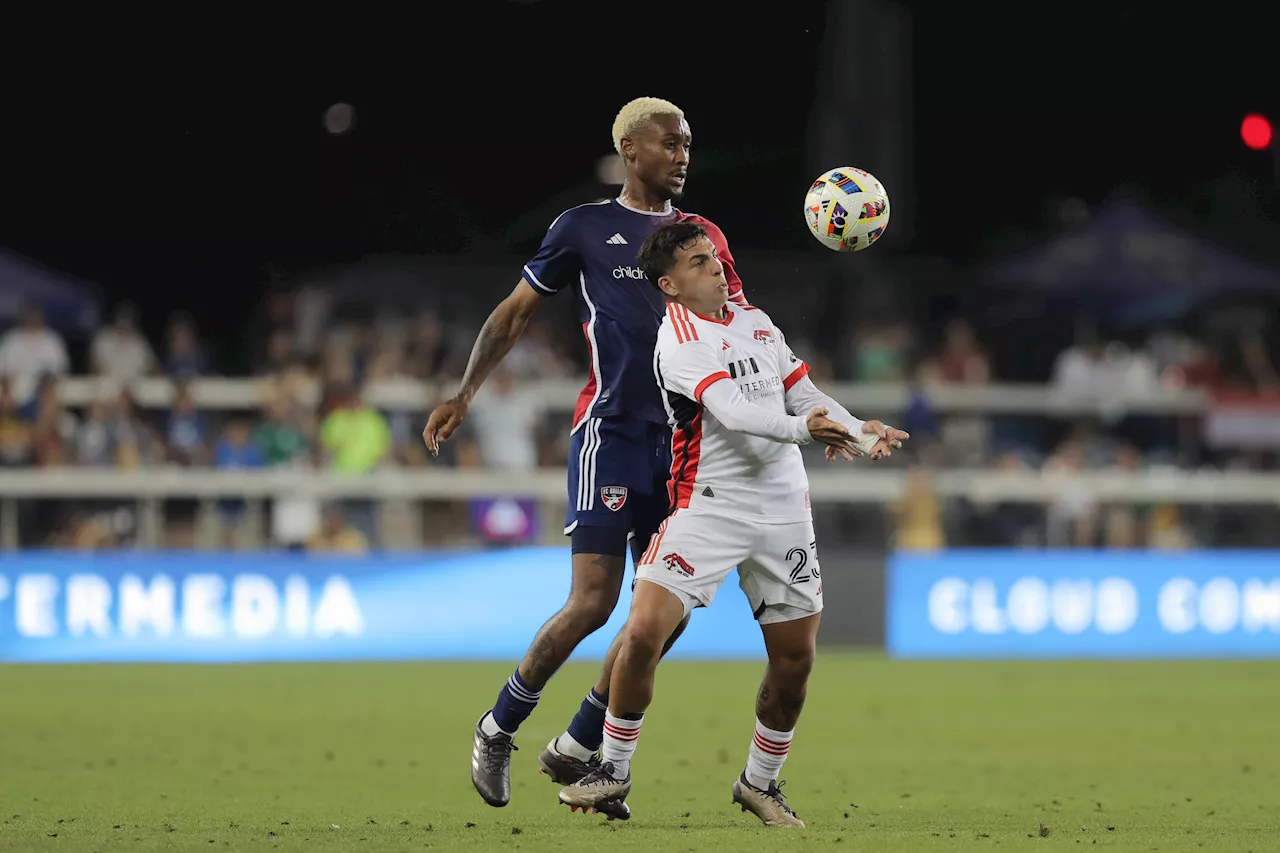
[[745, 719, 794, 789], [601, 711, 643, 777]]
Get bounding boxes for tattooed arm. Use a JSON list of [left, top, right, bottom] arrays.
[[422, 280, 544, 455]]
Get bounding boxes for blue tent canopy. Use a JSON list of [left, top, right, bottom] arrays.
[[984, 200, 1280, 297], [0, 249, 102, 334]]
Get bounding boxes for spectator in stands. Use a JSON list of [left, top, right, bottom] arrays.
[[467, 366, 542, 472], [365, 337, 412, 383], [256, 387, 322, 551], [28, 375, 78, 467], [255, 393, 311, 466], [320, 385, 391, 474], [0, 306, 69, 387], [91, 303, 157, 382], [256, 328, 300, 377], [1052, 328, 1108, 394], [307, 504, 368, 554], [213, 418, 266, 545], [405, 309, 452, 379], [849, 320, 912, 381], [1237, 333, 1279, 392], [74, 391, 157, 469], [214, 418, 265, 470], [1043, 435, 1098, 547], [1101, 443, 1144, 548], [1147, 504, 1193, 550], [507, 318, 574, 379], [0, 380, 34, 467], [933, 318, 991, 384], [76, 399, 117, 467], [163, 314, 210, 378], [318, 337, 356, 397], [320, 384, 391, 546], [165, 382, 208, 466], [893, 467, 945, 551]]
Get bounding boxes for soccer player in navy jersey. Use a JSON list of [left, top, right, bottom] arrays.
[[423, 97, 747, 816]]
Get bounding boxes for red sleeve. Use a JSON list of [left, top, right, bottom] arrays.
[[683, 214, 747, 306]]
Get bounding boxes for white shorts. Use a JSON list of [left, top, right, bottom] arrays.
[[634, 509, 823, 625]]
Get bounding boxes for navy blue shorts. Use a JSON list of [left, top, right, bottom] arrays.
[[565, 416, 672, 561]]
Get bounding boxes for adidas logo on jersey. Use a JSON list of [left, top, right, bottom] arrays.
[[606, 233, 628, 245]]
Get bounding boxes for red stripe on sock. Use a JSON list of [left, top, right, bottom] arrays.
[[753, 735, 791, 756], [754, 733, 793, 748], [604, 722, 642, 741]]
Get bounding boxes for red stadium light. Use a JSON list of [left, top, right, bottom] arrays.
[[1241, 114, 1272, 150]]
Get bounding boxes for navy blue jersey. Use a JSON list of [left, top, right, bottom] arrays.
[[522, 198, 746, 430]]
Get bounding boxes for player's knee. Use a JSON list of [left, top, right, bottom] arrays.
[[562, 593, 617, 635], [620, 616, 668, 666], [770, 643, 815, 686]]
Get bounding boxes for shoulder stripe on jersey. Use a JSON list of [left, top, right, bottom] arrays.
[[667, 303, 698, 343], [667, 304, 684, 343], [678, 305, 699, 340], [546, 198, 612, 232]]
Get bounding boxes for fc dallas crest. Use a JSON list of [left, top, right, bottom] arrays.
[[601, 486, 628, 512]]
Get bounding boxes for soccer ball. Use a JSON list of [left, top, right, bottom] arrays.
[[803, 167, 890, 252]]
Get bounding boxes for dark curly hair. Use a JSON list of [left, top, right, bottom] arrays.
[[635, 221, 709, 290]]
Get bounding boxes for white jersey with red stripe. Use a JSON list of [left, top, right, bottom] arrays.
[[654, 301, 813, 522]]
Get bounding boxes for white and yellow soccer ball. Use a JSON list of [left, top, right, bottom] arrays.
[[803, 167, 890, 252]]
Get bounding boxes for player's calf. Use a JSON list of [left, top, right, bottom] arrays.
[[560, 580, 687, 815], [729, 610, 818, 827]]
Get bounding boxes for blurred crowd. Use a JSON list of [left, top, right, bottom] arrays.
[[1, 283, 1278, 552]]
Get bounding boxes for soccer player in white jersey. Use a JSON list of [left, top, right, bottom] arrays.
[[557, 220, 908, 827]]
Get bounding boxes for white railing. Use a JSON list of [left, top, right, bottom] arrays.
[[0, 467, 1275, 503], [2, 467, 1273, 550], [46, 376, 1207, 415]]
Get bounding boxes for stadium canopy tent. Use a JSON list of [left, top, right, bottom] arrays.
[[982, 199, 1280, 326], [0, 249, 102, 334]]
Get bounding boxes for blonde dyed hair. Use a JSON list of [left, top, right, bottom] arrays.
[[611, 97, 684, 156]]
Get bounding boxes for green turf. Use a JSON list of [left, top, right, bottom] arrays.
[[1, 655, 1277, 852]]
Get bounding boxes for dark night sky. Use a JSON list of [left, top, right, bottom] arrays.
[[5, 1, 1275, 343]]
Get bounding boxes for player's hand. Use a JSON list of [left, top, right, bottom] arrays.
[[423, 397, 469, 457], [858, 420, 910, 460], [806, 407, 859, 458], [826, 445, 856, 462]]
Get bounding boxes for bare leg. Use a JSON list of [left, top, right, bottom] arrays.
[[755, 612, 821, 731], [607, 581, 688, 716], [516, 553, 625, 688], [592, 610, 690, 694], [730, 611, 821, 828]]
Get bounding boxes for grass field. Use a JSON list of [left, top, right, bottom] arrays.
[[1, 655, 1277, 852]]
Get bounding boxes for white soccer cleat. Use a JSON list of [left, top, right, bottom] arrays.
[[732, 773, 805, 828], [558, 761, 631, 811]]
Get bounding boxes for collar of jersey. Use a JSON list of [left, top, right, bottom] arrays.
[[614, 197, 675, 217], [690, 303, 734, 325]]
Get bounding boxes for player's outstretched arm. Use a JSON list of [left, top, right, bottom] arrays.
[[422, 280, 543, 456], [700, 379, 858, 454], [786, 374, 908, 460]]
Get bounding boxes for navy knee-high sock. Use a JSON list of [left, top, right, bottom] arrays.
[[489, 670, 541, 734], [565, 688, 609, 751]]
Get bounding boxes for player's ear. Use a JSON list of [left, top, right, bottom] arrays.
[[658, 274, 678, 299], [619, 136, 636, 163]]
